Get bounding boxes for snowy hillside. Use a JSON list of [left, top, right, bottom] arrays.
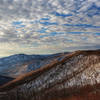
[[0, 50, 100, 100]]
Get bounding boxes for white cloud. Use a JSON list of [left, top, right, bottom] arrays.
[[0, 0, 100, 57]]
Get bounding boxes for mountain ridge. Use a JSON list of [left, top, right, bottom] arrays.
[[0, 50, 100, 90], [0, 50, 100, 100], [0, 52, 68, 78]]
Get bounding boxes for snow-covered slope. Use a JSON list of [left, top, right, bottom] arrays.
[[0, 50, 100, 100], [0, 53, 67, 78]]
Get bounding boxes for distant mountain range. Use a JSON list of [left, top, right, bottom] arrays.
[[0, 50, 100, 100], [0, 52, 68, 78]]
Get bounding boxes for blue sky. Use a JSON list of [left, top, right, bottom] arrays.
[[0, 0, 100, 57]]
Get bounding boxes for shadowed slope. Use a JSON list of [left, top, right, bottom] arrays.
[[0, 75, 14, 86]]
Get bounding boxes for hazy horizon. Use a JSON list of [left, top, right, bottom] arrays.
[[0, 48, 100, 58]]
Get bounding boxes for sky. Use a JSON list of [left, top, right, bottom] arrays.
[[0, 0, 100, 57]]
